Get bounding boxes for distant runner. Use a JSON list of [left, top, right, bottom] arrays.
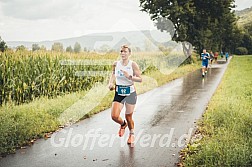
[[201, 49, 210, 77], [225, 52, 229, 62], [209, 51, 214, 66], [214, 51, 219, 63]]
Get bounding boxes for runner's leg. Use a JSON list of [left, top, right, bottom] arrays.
[[111, 102, 124, 125], [125, 103, 135, 144]]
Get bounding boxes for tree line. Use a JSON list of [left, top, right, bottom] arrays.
[[0, 40, 123, 53], [139, 0, 252, 55], [0, 40, 86, 53]]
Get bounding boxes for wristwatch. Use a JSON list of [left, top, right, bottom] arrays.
[[128, 75, 133, 80]]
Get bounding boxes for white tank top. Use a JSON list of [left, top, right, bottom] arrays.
[[115, 60, 135, 93]]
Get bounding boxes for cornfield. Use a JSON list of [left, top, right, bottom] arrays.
[[0, 50, 185, 106], [0, 50, 115, 105]]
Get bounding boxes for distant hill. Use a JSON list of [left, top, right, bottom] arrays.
[[236, 7, 252, 27], [6, 30, 177, 51], [6, 7, 252, 51]]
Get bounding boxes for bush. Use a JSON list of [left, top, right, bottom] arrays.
[[0, 36, 7, 52], [235, 47, 248, 55]]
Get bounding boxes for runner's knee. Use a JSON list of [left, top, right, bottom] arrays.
[[111, 114, 120, 121], [125, 114, 133, 121]]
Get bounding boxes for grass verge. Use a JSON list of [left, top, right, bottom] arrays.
[[181, 56, 252, 167]]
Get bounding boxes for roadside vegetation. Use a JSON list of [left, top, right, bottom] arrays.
[[181, 56, 252, 167]]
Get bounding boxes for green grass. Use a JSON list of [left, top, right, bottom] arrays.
[[182, 56, 252, 167], [0, 55, 200, 156]]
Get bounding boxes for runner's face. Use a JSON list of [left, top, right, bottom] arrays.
[[120, 48, 130, 60]]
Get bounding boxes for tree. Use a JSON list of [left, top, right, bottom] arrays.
[[140, 0, 239, 54], [99, 44, 111, 53], [73, 42, 81, 53], [140, 0, 195, 57], [0, 36, 7, 52], [244, 34, 252, 54], [16, 45, 27, 51], [51, 42, 64, 52], [235, 47, 248, 55], [240, 23, 252, 54], [135, 46, 141, 52], [83, 47, 88, 52], [66, 46, 73, 52], [40, 45, 47, 51], [32, 44, 40, 51]]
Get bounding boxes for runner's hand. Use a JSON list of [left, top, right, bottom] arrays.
[[108, 83, 114, 91], [120, 70, 130, 79]]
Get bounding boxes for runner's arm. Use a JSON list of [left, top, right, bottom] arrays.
[[108, 61, 117, 90], [131, 61, 142, 83]]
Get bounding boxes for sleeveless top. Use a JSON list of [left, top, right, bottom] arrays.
[[201, 52, 210, 62], [115, 60, 135, 93]]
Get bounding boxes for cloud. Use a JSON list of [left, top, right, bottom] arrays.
[[0, 0, 107, 20], [0, 0, 155, 41], [235, 0, 252, 10]]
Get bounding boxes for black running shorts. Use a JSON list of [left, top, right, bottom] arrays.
[[113, 91, 137, 105]]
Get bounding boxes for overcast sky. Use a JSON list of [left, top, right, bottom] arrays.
[[0, 0, 251, 42]]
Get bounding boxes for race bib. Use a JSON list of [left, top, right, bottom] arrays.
[[117, 85, 130, 96]]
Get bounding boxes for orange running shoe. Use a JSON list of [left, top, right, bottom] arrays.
[[118, 121, 127, 137], [127, 134, 135, 144]]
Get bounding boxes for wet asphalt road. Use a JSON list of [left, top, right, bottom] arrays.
[[0, 62, 229, 167]]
